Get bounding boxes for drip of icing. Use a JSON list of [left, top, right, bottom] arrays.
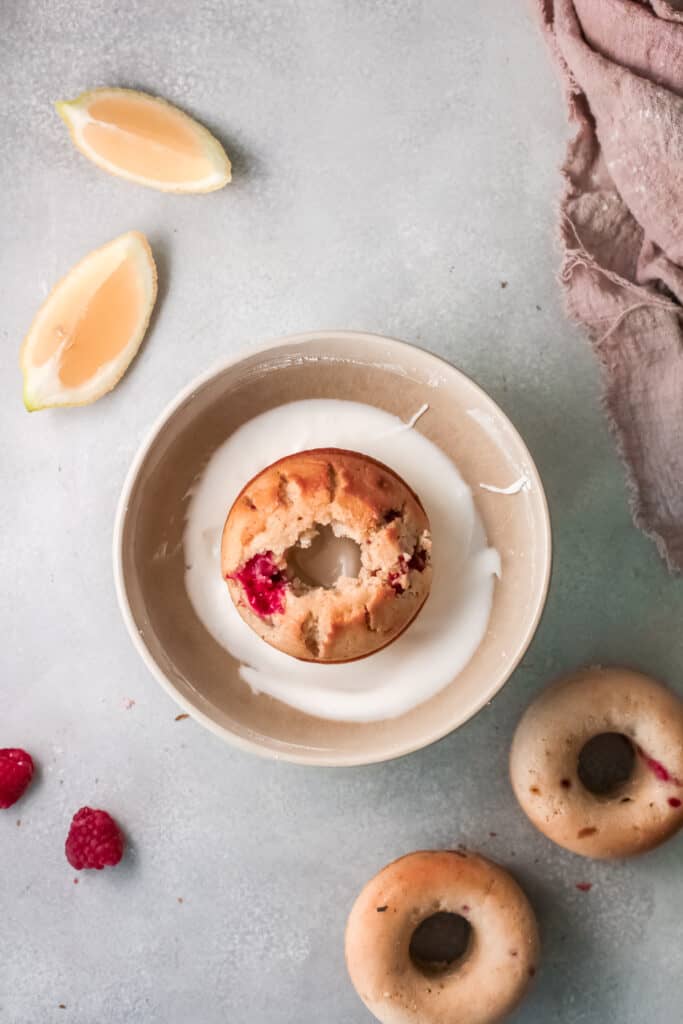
[[183, 399, 500, 723], [373, 402, 430, 441], [480, 476, 531, 495], [404, 403, 429, 429]]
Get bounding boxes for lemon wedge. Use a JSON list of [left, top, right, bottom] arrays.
[[56, 87, 231, 193], [21, 231, 157, 411]]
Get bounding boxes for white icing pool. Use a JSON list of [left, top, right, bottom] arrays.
[[184, 399, 500, 722]]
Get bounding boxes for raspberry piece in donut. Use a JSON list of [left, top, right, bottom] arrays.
[[510, 667, 683, 858], [345, 850, 539, 1024], [221, 448, 432, 662], [232, 552, 287, 617]]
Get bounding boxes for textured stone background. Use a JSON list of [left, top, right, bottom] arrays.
[[2, 1, 682, 1022]]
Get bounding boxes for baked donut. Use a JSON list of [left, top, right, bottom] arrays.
[[345, 850, 539, 1024], [221, 448, 432, 662], [510, 666, 683, 858]]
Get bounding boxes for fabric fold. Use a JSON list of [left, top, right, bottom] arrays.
[[537, 0, 683, 570]]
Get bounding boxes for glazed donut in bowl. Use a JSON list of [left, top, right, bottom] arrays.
[[115, 329, 552, 764], [345, 850, 539, 1024], [221, 448, 432, 662], [510, 666, 683, 858]]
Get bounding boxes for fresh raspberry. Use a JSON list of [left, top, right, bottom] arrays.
[[0, 748, 34, 809], [65, 807, 125, 870]]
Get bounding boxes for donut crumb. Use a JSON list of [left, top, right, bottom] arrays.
[[530, 786, 541, 795], [620, 796, 632, 803], [376, 905, 388, 912], [577, 827, 598, 838]]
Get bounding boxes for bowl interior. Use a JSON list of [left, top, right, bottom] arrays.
[[116, 332, 551, 765]]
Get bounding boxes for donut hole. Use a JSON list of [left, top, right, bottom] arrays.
[[409, 912, 472, 976], [286, 525, 362, 589], [577, 733, 636, 796]]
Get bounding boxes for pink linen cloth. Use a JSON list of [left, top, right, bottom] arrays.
[[537, 0, 683, 570]]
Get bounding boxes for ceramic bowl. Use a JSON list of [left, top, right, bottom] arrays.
[[114, 331, 551, 765]]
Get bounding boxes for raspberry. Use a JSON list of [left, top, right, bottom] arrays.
[[65, 807, 125, 870], [0, 748, 34, 809], [230, 551, 287, 617]]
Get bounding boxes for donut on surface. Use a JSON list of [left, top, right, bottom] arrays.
[[510, 666, 683, 858], [345, 850, 539, 1024], [221, 448, 432, 662]]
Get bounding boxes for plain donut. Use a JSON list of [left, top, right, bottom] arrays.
[[510, 666, 683, 858], [345, 850, 539, 1024]]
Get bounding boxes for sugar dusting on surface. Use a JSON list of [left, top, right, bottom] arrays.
[[183, 399, 500, 722]]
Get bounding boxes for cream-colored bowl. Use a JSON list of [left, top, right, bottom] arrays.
[[114, 331, 551, 765]]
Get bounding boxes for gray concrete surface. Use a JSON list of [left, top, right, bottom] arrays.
[[2, 2, 682, 1022]]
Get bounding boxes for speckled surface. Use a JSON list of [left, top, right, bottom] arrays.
[[2, 2, 682, 1022]]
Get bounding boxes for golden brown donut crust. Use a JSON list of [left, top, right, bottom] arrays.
[[510, 666, 683, 858], [221, 448, 432, 662], [345, 850, 539, 1024]]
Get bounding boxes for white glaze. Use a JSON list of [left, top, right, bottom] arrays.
[[467, 408, 533, 498], [480, 476, 530, 495], [404, 402, 429, 429], [184, 400, 500, 722]]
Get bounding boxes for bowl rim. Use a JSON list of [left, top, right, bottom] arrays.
[[113, 330, 552, 765]]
